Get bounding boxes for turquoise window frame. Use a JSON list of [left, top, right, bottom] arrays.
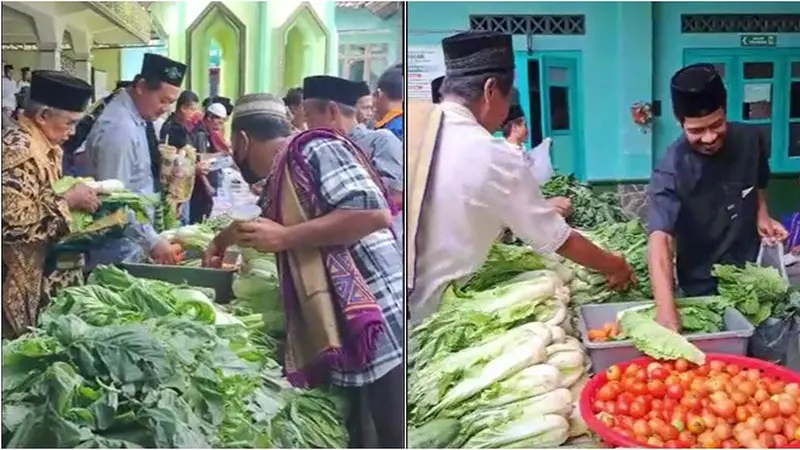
[[684, 48, 800, 174]]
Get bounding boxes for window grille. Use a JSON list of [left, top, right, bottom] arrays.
[[469, 15, 585, 35], [681, 14, 800, 33]]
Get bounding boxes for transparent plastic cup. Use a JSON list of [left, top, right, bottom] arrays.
[[230, 204, 261, 222]]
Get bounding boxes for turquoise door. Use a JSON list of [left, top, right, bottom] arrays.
[[685, 50, 800, 173], [514, 52, 583, 178], [541, 56, 581, 178]]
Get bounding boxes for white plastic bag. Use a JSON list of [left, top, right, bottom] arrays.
[[524, 137, 554, 186]]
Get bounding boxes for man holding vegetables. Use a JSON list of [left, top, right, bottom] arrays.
[[2, 70, 99, 338], [647, 63, 789, 330], [406, 31, 636, 322]]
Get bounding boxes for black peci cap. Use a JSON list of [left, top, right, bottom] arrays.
[[303, 75, 364, 107], [140, 53, 187, 87], [670, 63, 727, 120], [442, 31, 514, 77], [29, 70, 93, 112]]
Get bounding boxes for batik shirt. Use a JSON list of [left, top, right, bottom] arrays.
[[264, 137, 404, 387], [1, 117, 72, 337]]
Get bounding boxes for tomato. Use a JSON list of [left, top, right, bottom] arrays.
[[697, 430, 721, 448], [633, 418, 652, 437], [628, 400, 650, 419], [758, 431, 776, 448], [702, 411, 719, 430], [592, 399, 606, 413], [695, 365, 711, 377], [785, 383, 800, 396], [769, 380, 787, 396], [745, 369, 761, 381], [710, 360, 725, 373], [648, 379, 667, 398], [673, 358, 689, 372], [621, 377, 637, 393], [721, 438, 740, 448], [596, 384, 618, 402], [761, 400, 781, 419], [706, 378, 725, 393], [755, 389, 771, 404], [712, 399, 737, 420], [731, 390, 750, 406], [738, 380, 757, 397], [688, 415, 707, 434], [774, 434, 789, 447], [625, 363, 643, 378], [682, 394, 702, 413], [647, 436, 665, 447], [736, 406, 749, 423], [678, 430, 696, 447], [663, 397, 679, 411], [666, 375, 682, 386], [784, 419, 798, 439], [616, 397, 631, 415], [664, 439, 682, 448], [764, 417, 784, 434], [746, 415, 766, 434], [667, 384, 685, 400], [605, 401, 618, 415], [679, 372, 695, 388], [598, 412, 615, 427], [779, 397, 798, 417], [631, 381, 648, 396], [606, 365, 622, 382], [671, 417, 686, 433]]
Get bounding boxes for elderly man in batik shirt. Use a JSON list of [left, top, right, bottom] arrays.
[[2, 70, 99, 338]]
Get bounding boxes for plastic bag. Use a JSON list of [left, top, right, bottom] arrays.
[[748, 313, 800, 372]]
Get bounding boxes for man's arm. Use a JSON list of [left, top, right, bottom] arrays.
[[89, 125, 161, 252], [646, 163, 682, 330], [287, 138, 393, 248], [486, 148, 626, 275]]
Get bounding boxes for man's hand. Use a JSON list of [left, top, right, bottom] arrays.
[[655, 304, 681, 331], [203, 238, 227, 268], [150, 240, 177, 265], [62, 183, 100, 213], [758, 215, 789, 245], [234, 218, 290, 253], [196, 160, 211, 176], [603, 252, 637, 291], [548, 197, 572, 218]]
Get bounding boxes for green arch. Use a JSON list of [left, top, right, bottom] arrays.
[[185, 2, 246, 100], [274, 3, 331, 94]]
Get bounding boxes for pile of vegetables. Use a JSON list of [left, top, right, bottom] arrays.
[[409, 247, 593, 448], [540, 174, 632, 229], [2, 265, 347, 448], [589, 358, 800, 448], [713, 263, 789, 326]]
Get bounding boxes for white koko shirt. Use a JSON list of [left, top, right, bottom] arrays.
[[409, 101, 572, 323]]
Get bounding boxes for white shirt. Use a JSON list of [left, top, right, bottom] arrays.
[[2, 77, 18, 110], [409, 101, 572, 322]]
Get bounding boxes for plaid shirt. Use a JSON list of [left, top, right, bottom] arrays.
[[263, 136, 404, 387]]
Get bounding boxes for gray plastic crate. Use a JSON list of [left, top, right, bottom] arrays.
[[577, 301, 754, 373], [119, 262, 235, 304]]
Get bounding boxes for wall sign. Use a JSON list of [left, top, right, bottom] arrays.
[[740, 34, 778, 47], [407, 45, 446, 100]]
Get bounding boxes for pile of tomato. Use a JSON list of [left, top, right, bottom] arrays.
[[590, 359, 800, 448]]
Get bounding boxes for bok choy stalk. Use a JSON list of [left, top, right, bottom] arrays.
[[410, 273, 563, 368], [461, 413, 570, 449], [408, 323, 552, 425], [453, 389, 573, 447]]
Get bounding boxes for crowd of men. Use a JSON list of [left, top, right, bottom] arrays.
[[1, 53, 404, 448]]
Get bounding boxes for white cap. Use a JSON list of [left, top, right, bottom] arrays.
[[207, 102, 227, 119]]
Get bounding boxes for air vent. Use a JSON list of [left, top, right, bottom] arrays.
[[469, 15, 585, 35], [681, 14, 800, 33]]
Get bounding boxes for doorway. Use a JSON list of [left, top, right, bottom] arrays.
[[515, 52, 583, 179]]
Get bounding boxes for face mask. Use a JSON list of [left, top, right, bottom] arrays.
[[234, 152, 264, 185]]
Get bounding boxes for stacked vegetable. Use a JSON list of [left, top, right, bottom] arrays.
[[540, 174, 632, 229], [409, 246, 593, 448], [2, 265, 347, 448]]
